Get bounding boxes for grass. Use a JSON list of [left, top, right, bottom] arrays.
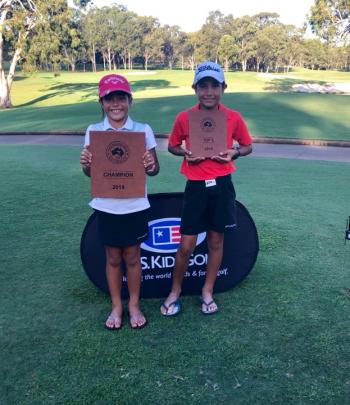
[[1, 145, 349, 404], [0, 69, 349, 140]]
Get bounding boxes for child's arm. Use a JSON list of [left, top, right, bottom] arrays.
[[211, 144, 252, 163], [80, 145, 92, 177], [168, 144, 205, 164], [143, 148, 160, 176], [168, 143, 189, 157]]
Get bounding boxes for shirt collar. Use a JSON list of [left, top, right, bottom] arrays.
[[102, 116, 133, 131], [192, 103, 223, 111]]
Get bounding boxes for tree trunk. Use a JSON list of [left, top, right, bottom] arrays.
[[188, 55, 195, 71], [111, 52, 116, 70], [241, 60, 247, 72], [0, 51, 11, 107], [121, 52, 127, 69], [0, 6, 11, 107], [91, 44, 96, 72], [0, 73, 11, 108], [1, 45, 21, 108], [108, 48, 112, 71], [224, 57, 229, 72], [256, 59, 260, 72], [90, 54, 96, 72]]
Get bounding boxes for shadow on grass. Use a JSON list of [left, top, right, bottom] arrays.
[[131, 92, 350, 140], [1, 92, 349, 140], [13, 76, 27, 82], [129, 79, 173, 91], [16, 79, 174, 107], [17, 83, 97, 107]]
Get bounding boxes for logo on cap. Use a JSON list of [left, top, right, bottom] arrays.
[[102, 76, 126, 85], [193, 61, 225, 85], [98, 74, 131, 97], [197, 64, 221, 74]]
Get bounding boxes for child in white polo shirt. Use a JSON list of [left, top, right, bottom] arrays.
[[80, 74, 159, 330]]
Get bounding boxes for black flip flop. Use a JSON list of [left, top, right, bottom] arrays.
[[160, 299, 181, 316], [200, 298, 218, 315]]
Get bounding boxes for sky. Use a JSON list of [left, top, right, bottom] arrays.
[[89, 0, 315, 32]]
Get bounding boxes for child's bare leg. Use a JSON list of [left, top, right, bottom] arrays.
[[105, 246, 123, 328], [201, 230, 224, 313], [123, 245, 146, 327], [160, 234, 197, 314]]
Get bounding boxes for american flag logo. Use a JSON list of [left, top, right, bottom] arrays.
[[152, 226, 181, 245], [141, 218, 205, 253]]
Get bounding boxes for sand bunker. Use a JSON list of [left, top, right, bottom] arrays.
[[292, 82, 350, 94]]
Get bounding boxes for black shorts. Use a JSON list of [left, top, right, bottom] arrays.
[[180, 174, 236, 235], [96, 209, 149, 247]]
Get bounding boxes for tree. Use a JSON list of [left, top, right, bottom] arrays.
[[253, 12, 280, 27], [251, 28, 273, 72], [195, 11, 226, 62], [282, 26, 304, 72], [160, 25, 183, 69], [330, 44, 350, 68], [217, 34, 237, 71], [302, 38, 327, 69], [181, 32, 198, 70], [142, 28, 163, 69], [137, 16, 159, 70], [0, 0, 75, 108], [81, 7, 100, 72], [226, 15, 257, 71], [309, 0, 350, 44], [250, 13, 282, 71], [119, 11, 142, 70], [23, 1, 80, 72], [0, 0, 41, 108], [94, 6, 121, 71], [60, 6, 83, 71]]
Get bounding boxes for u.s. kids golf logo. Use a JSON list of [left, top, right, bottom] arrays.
[[141, 218, 206, 253]]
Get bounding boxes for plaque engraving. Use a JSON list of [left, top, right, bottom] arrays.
[[90, 131, 145, 198], [188, 110, 226, 158]]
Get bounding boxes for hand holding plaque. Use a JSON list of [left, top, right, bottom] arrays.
[[188, 110, 227, 158], [90, 131, 146, 198]]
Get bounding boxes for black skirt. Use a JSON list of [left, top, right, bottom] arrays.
[[96, 209, 149, 247]]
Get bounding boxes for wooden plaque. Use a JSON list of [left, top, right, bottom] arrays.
[[188, 110, 227, 158], [90, 131, 145, 198]]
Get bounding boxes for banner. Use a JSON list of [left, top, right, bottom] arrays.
[[80, 192, 259, 298]]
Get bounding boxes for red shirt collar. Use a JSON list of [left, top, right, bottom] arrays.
[[191, 103, 223, 111]]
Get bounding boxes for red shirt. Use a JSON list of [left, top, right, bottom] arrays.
[[168, 103, 252, 180]]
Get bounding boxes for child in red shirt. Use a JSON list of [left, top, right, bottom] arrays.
[[161, 61, 252, 316]]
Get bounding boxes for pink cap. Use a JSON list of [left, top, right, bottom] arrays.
[[98, 74, 132, 98]]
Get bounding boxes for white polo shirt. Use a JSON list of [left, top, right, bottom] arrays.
[[84, 116, 157, 214]]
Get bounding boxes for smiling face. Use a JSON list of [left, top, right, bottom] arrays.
[[193, 77, 226, 110], [100, 91, 131, 128]]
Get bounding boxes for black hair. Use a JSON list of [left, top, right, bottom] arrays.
[[192, 78, 227, 90]]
